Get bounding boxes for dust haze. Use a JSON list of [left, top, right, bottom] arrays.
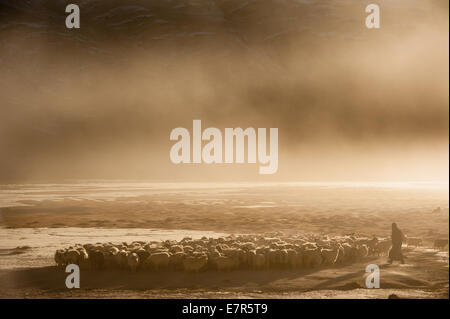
[[0, 0, 448, 182]]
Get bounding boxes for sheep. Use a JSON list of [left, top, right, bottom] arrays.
[[254, 253, 266, 269], [183, 245, 194, 254], [170, 245, 184, 254], [109, 246, 120, 255], [207, 248, 221, 259], [135, 248, 150, 268], [240, 242, 256, 250], [286, 249, 299, 268], [266, 249, 279, 268], [83, 244, 94, 252], [302, 242, 318, 250], [89, 250, 105, 270], [183, 255, 208, 272], [434, 239, 449, 250], [303, 248, 322, 268], [264, 237, 282, 245], [55, 231, 401, 273], [127, 252, 139, 272], [361, 237, 379, 255], [144, 243, 164, 253], [321, 248, 338, 266], [334, 245, 346, 264], [146, 252, 170, 270], [181, 237, 192, 243], [270, 249, 289, 268], [115, 250, 129, 269], [169, 252, 185, 270], [235, 250, 248, 268], [54, 249, 66, 269], [65, 249, 81, 265], [294, 248, 304, 268], [355, 244, 369, 259], [339, 243, 355, 262], [375, 240, 391, 256], [212, 255, 236, 271], [103, 251, 117, 269], [406, 237, 422, 247], [221, 247, 239, 258], [77, 248, 90, 269], [129, 243, 142, 251], [247, 250, 257, 268]]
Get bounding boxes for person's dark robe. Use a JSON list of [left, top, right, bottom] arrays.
[[389, 225, 405, 262]]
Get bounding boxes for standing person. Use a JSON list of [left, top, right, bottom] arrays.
[[388, 223, 405, 264]]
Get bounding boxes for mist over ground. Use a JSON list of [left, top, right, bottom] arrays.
[[0, 0, 448, 182]]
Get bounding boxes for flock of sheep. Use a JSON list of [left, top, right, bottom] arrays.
[[54, 233, 416, 273]]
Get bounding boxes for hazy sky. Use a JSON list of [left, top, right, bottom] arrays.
[[0, 0, 448, 182]]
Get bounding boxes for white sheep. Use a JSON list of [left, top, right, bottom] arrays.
[[65, 249, 80, 265], [375, 240, 391, 256], [406, 237, 422, 247], [434, 239, 449, 250], [127, 252, 139, 272], [212, 255, 236, 271], [286, 249, 298, 268], [146, 252, 170, 270], [115, 250, 129, 269], [168, 252, 185, 270], [355, 244, 369, 259], [54, 249, 66, 269], [303, 248, 322, 268], [321, 248, 338, 266], [183, 255, 208, 272]]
